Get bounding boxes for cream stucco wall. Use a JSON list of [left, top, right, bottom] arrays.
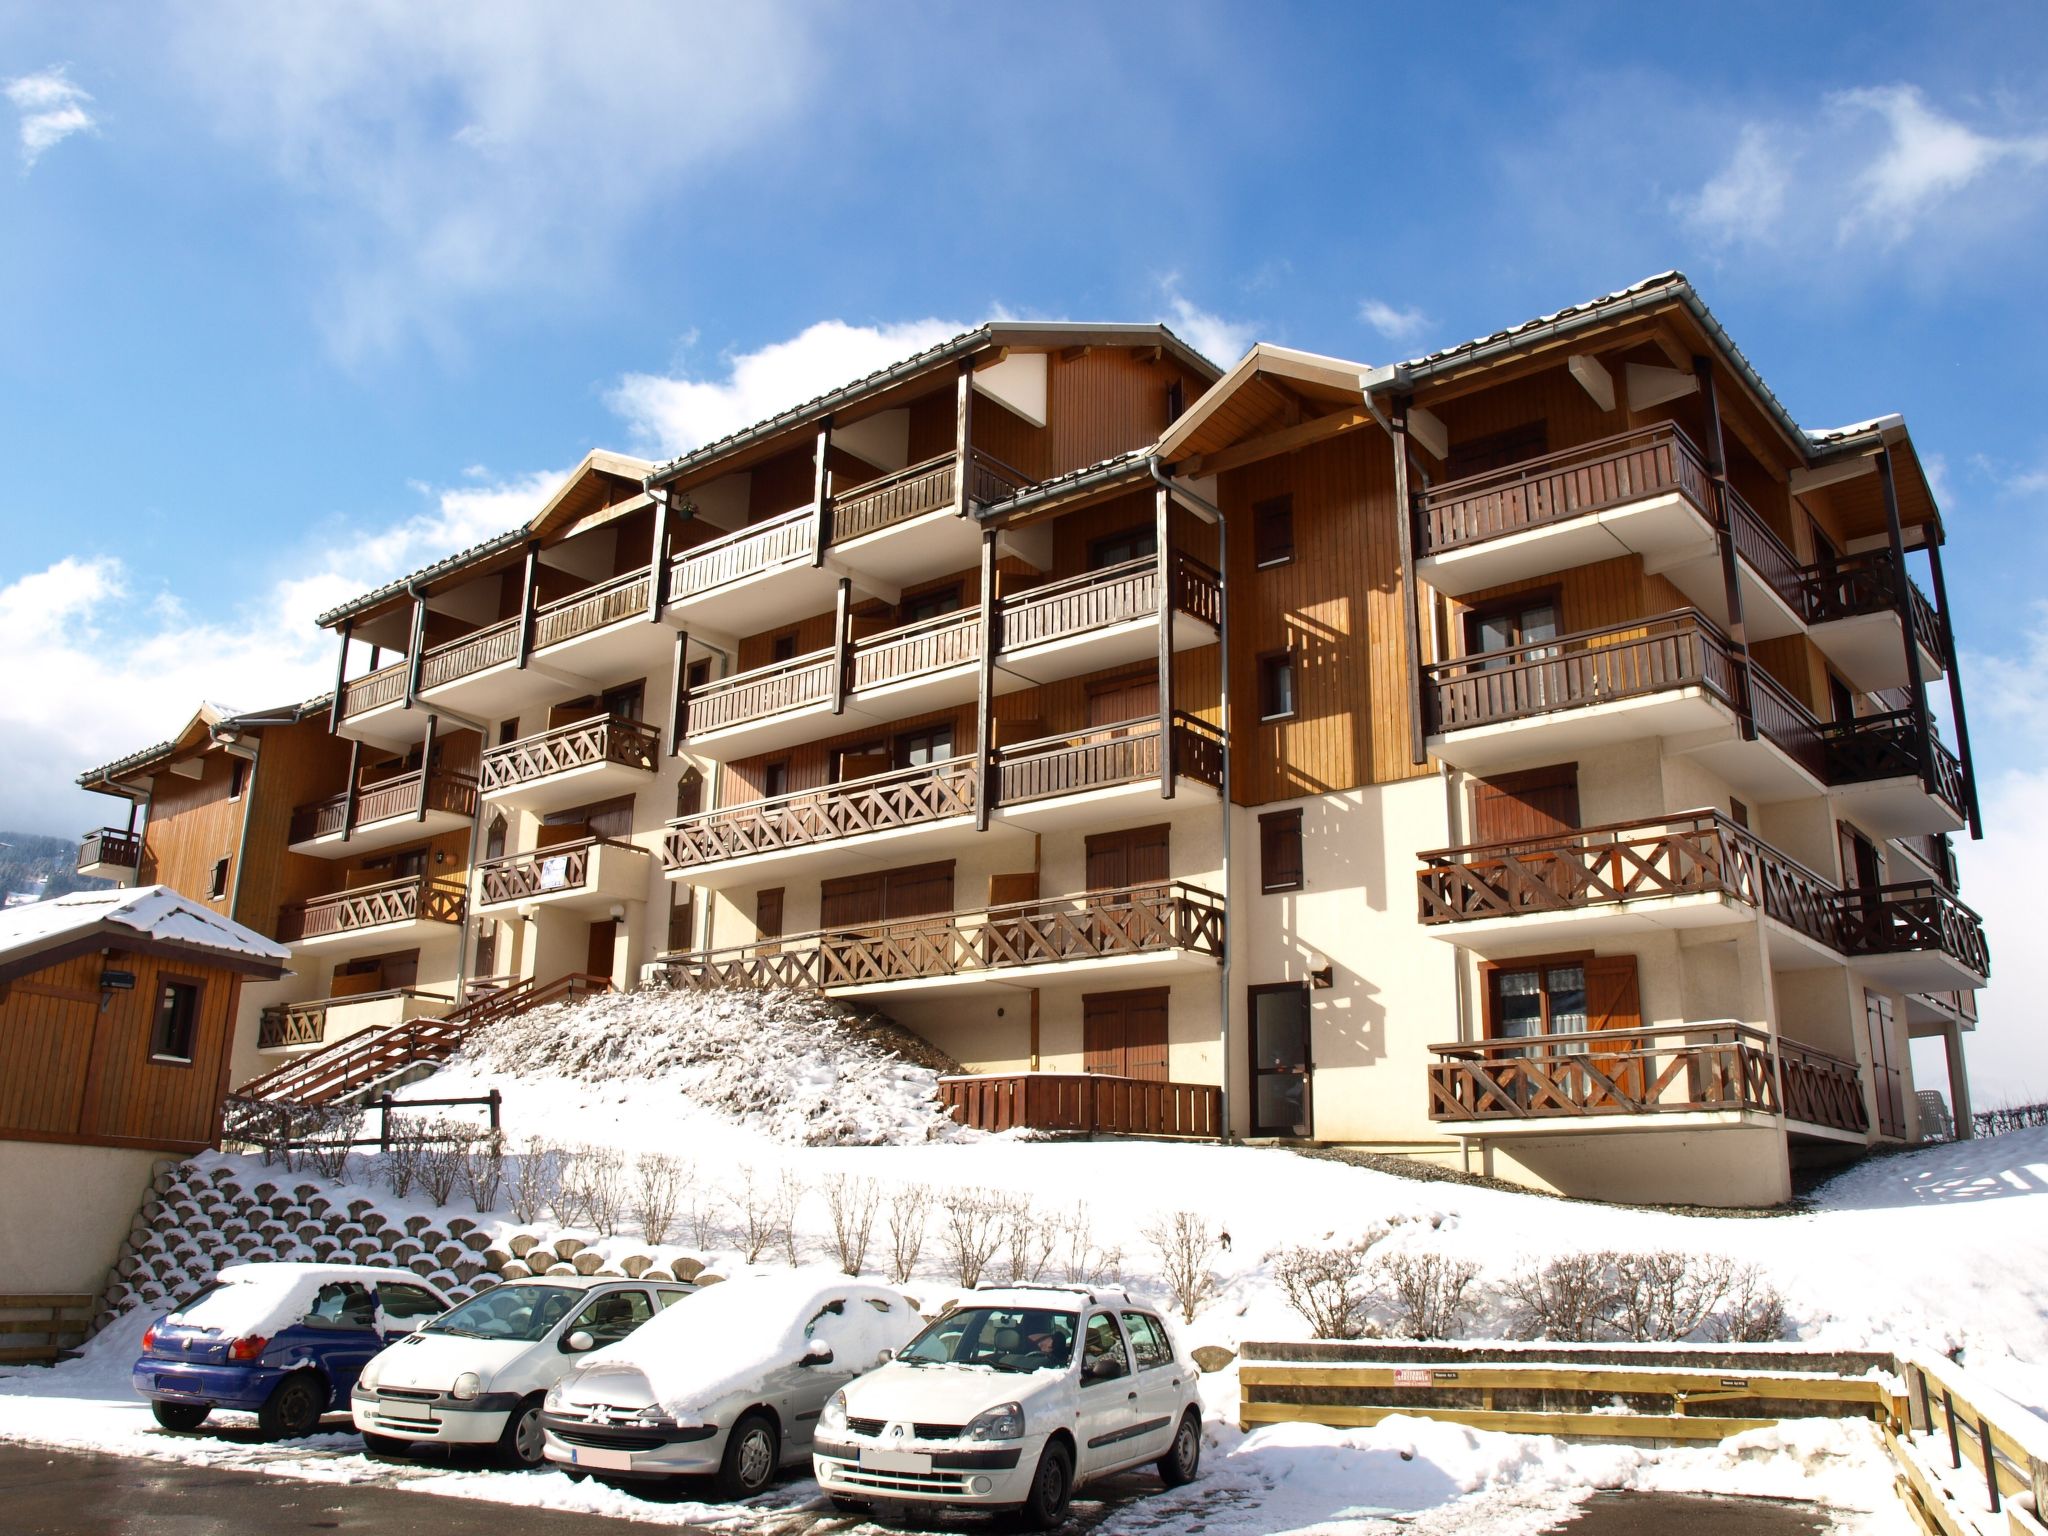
[[1476, 1123, 1792, 1208], [0, 1142, 161, 1294]]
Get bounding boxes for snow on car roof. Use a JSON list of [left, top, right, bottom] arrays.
[[958, 1283, 1169, 1314], [165, 1263, 447, 1336]]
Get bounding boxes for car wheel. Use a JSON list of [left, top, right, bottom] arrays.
[[497, 1392, 548, 1469], [150, 1400, 209, 1432], [1015, 1438, 1073, 1530], [360, 1431, 409, 1458], [716, 1412, 779, 1499], [1156, 1408, 1202, 1486], [257, 1372, 327, 1440]]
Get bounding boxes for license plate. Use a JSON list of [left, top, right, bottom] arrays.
[[377, 1401, 431, 1422], [570, 1446, 634, 1471], [858, 1447, 933, 1474]]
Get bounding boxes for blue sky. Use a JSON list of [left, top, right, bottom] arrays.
[[3, 2, 2045, 1097]]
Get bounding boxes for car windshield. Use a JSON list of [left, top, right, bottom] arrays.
[[423, 1285, 584, 1342], [899, 1307, 1078, 1373]]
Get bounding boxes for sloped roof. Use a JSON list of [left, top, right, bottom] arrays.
[[78, 696, 331, 793], [0, 885, 290, 979]]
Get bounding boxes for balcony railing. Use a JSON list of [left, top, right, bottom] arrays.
[[668, 505, 818, 603], [77, 828, 141, 872], [475, 836, 641, 907], [994, 712, 1225, 805], [1899, 831, 1959, 891], [940, 1073, 1222, 1138], [829, 453, 960, 543], [1796, 549, 1944, 648], [1816, 711, 1969, 819], [1426, 1022, 1866, 1134], [1825, 882, 1991, 978], [1426, 610, 1739, 735], [663, 756, 978, 870], [288, 767, 479, 844], [685, 651, 836, 738], [341, 661, 408, 718], [850, 608, 983, 691], [997, 553, 1221, 652], [419, 615, 520, 692], [532, 568, 653, 651], [278, 875, 467, 943], [479, 715, 659, 794], [656, 880, 1226, 990], [256, 988, 454, 1050]]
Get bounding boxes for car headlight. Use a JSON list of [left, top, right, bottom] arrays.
[[820, 1391, 848, 1433], [965, 1402, 1024, 1441], [359, 1357, 383, 1392], [451, 1371, 482, 1402], [544, 1380, 567, 1409]]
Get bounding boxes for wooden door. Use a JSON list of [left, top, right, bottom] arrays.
[[1083, 989, 1169, 1081], [1865, 991, 1903, 1138], [1248, 983, 1313, 1136], [585, 920, 616, 981], [1085, 825, 1169, 949], [1088, 674, 1159, 733], [756, 888, 784, 953], [1581, 955, 1643, 1102]]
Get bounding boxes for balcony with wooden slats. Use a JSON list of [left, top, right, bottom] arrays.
[[255, 987, 454, 1054], [1798, 550, 1947, 694], [1426, 1022, 1869, 1139], [76, 828, 141, 885], [278, 874, 468, 956], [655, 879, 1226, 1000], [286, 766, 479, 857], [994, 552, 1221, 686], [336, 659, 412, 745], [478, 715, 660, 815], [992, 712, 1225, 832], [472, 836, 652, 916], [825, 448, 1033, 591]]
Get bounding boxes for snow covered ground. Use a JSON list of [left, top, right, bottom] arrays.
[[2, 987, 2042, 1534]]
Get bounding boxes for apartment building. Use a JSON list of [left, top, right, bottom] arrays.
[[78, 278, 1989, 1207]]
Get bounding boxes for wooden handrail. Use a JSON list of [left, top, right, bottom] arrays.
[[340, 660, 408, 717], [478, 714, 658, 792], [667, 504, 817, 601], [77, 829, 141, 869], [289, 766, 479, 843], [662, 756, 977, 869], [278, 874, 467, 942], [938, 1072, 1221, 1138], [475, 836, 647, 907], [1423, 421, 1710, 505]]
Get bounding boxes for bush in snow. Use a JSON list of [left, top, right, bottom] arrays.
[[1142, 1210, 1219, 1324], [416, 1120, 470, 1207], [463, 1130, 506, 1213], [584, 1145, 628, 1237], [885, 1184, 931, 1285], [381, 1125, 422, 1199], [940, 1187, 1010, 1289], [1060, 1204, 1123, 1286], [549, 1145, 593, 1229], [1504, 1252, 1615, 1342], [772, 1170, 806, 1266], [1372, 1250, 1482, 1340], [822, 1173, 880, 1277], [1608, 1251, 1735, 1343], [999, 1198, 1059, 1287], [304, 1106, 364, 1182], [1708, 1264, 1789, 1343], [687, 1186, 724, 1252], [633, 1154, 689, 1246], [1272, 1232, 1390, 1340], [728, 1164, 776, 1264], [509, 1138, 558, 1224]]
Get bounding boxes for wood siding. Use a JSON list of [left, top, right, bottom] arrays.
[[138, 752, 248, 919]]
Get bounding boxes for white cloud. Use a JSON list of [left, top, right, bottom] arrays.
[[609, 319, 966, 458], [157, 2, 821, 359], [1158, 276, 1256, 367], [1357, 298, 1430, 346], [4, 66, 97, 168], [1678, 85, 2048, 255]]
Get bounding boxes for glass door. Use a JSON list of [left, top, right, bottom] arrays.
[[1248, 983, 1313, 1137]]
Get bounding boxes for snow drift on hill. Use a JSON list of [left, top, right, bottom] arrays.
[[457, 985, 966, 1146]]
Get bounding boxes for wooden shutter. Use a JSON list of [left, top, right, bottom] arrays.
[[839, 749, 890, 782], [1583, 954, 1643, 1100], [1088, 674, 1159, 729], [1122, 990, 1169, 1081], [756, 888, 784, 947], [820, 874, 882, 931], [1086, 825, 1169, 894], [1083, 994, 1126, 1076], [989, 872, 1038, 908], [1259, 810, 1303, 892], [885, 861, 955, 919], [1472, 765, 1580, 846]]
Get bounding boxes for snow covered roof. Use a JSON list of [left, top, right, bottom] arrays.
[[0, 886, 290, 983], [79, 696, 333, 793]]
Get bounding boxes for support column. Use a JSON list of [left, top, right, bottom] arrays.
[[1922, 537, 1981, 838], [416, 713, 439, 822], [340, 738, 363, 844], [1694, 356, 1755, 740], [647, 492, 673, 623], [1156, 485, 1176, 800], [1875, 448, 1936, 794], [974, 529, 998, 831], [1944, 1022, 1975, 1140], [1392, 399, 1427, 766], [328, 619, 353, 733], [954, 361, 975, 518], [666, 629, 690, 756], [406, 595, 428, 702], [832, 578, 852, 716], [811, 420, 833, 566], [516, 542, 540, 669]]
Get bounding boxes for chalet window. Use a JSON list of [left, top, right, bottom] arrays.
[[761, 761, 789, 800], [1166, 379, 1186, 423], [484, 813, 508, 861], [1253, 495, 1294, 568], [394, 847, 429, 879], [1089, 526, 1157, 570], [1465, 594, 1560, 659], [228, 758, 248, 801], [901, 585, 963, 624], [1828, 672, 1856, 725], [547, 795, 633, 841], [1490, 960, 1588, 1041], [498, 718, 520, 746], [1257, 650, 1296, 721], [601, 679, 644, 722], [771, 633, 800, 664], [208, 857, 230, 900], [151, 980, 201, 1063], [1445, 420, 1547, 480], [686, 658, 713, 691], [894, 725, 954, 769], [675, 769, 703, 820], [1728, 797, 1750, 830], [1259, 809, 1304, 893]]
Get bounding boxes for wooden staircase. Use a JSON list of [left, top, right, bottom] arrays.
[[235, 972, 612, 1107]]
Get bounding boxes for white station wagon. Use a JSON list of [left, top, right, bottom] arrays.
[[813, 1284, 1202, 1528], [352, 1275, 694, 1466]]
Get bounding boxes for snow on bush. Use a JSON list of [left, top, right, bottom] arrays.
[[458, 986, 962, 1146]]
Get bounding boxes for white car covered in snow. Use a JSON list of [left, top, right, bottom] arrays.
[[352, 1275, 695, 1466], [813, 1284, 1202, 1528], [540, 1270, 919, 1497]]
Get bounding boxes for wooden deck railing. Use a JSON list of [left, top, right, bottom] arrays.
[[668, 504, 818, 603], [662, 757, 978, 870], [340, 661, 408, 718], [1778, 1040, 1871, 1132], [475, 836, 644, 907], [829, 453, 959, 543], [966, 447, 1035, 506], [655, 880, 1226, 990], [479, 715, 658, 793], [76, 828, 141, 871], [940, 1073, 1222, 1138], [1796, 549, 1944, 648], [997, 552, 1221, 652], [1816, 711, 1968, 816], [684, 651, 836, 737], [1825, 881, 1990, 978], [288, 767, 478, 844], [994, 712, 1225, 805], [278, 874, 467, 942], [531, 568, 652, 651], [1427, 610, 1739, 734], [850, 608, 983, 690], [1724, 486, 1806, 612], [420, 615, 520, 692], [257, 987, 454, 1050]]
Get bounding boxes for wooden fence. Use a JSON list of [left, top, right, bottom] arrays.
[[940, 1073, 1221, 1138], [0, 1294, 93, 1366]]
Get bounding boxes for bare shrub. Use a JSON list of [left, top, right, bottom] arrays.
[[380, 1124, 422, 1199], [462, 1130, 505, 1213], [305, 1106, 364, 1182], [772, 1170, 806, 1266], [998, 1198, 1059, 1287], [728, 1165, 775, 1264], [1609, 1252, 1733, 1342], [584, 1146, 628, 1238], [687, 1188, 724, 1252], [633, 1154, 689, 1247], [1373, 1251, 1482, 1340], [1060, 1204, 1123, 1285], [822, 1173, 881, 1276], [940, 1187, 1009, 1290], [1142, 1210, 1219, 1324], [548, 1144, 591, 1228], [509, 1139, 558, 1224], [1272, 1234, 1384, 1340], [416, 1120, 470, 1207], [1504, 1252, 1616, 1342], [1707, 1264, 1788, 1343], [885, 1185, 931, 1285]]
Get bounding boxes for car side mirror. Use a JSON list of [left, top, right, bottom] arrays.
[[565, 1330, 597, 1354], [876, 1348, 894, 1365], [800, 1340, 834, 1367]]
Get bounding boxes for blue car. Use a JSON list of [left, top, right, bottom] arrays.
[[133, 1262, 451, 1439]]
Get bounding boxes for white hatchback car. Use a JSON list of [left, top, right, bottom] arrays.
[[813, 1284, 1202, 1528], [352, 1275, 694, 1466]]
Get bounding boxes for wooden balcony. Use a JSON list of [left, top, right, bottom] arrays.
[[665, 504, 838, 633], [256, 987, 454, 1051], [995, 553, 1221, 684], [1816, 709, 1969, 837], [278, 874, 467, 951], [474, 835, 651, 914], [1426, 1022, 1868, 1137], [287, 767, 479, 856], [1825, 881, 1990, 991], [655, 880, 1226, 999], [940, 1073, 1222, 1139], [339, 660, 408, 721], [1797, 550, 1946, 693], [994, 712, 1225, 830], [76, 828, 141, 884], [662, 756, 981, 885], [478, 715, 659, 813]]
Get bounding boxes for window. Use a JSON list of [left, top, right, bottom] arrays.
[[474, 923, 498, 978], [1446, 420, 1547, 480], [1081, 1314, 1130, 1382], [485, 813, 508, 861], [567, 1289, 654, 1347], [686, 658, 713, 691], [1121, 1312, 1173, 1371], [1248, 982, 1313, 1137], [305, 1282, 377, 1330], [761, 761, 789, 799], [375, 1283, 447, 1322], [1253, 495, 1294, 567], [601, 679, 644, 722], [498, 717, 521, 746], [771, 632, 800, 664], [657, 1288, 693, 1309], [208, 857, 230, 900], [1089, 525, 1157, 570], [1728, 797, 1750, 830], [150, 980, 201, 1062], [1491, 960, 1587, 1040], [901, 584, 963, 624], [1465, 594, 1560, 659], [1259, 809, 1304, 893], [894, 725, 954, 769], [228, 758, 248, 801], [1166, 379, 1186, 423], [1257, 650, 1296, 721], [676, 769, 703, 819]]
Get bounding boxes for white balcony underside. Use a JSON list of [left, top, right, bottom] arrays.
[[78, 861, 137, 886], [1809, 611, 1946, 694], [826, 945, 1219, 1002], [1904, 992, 1973, 1033], [666, 560, 843, 638], [667, 815, 1027, 891], [288, 806, 472, 860], [531, 613, 680, 684], [337, 697, 429, 751], [480, 759, 655, 817], [1847, 947, 1985, 995], [419, 652, 604, 723], [1670, 727, 1829, 805], [1417, 492, 1711, 599], [1650, 551, 1803, 644], [993, 776, 1221, 833], [476, 843, 652, 917], [995, 611, 1219, 688], [1430, 689, 1731, 775], [1423, 892, 1749, 956], [291, 918, 462, 962], [1829, 775, 1966, 840], [1436, 1107, 1777, 1139], [828, 508, 985, 592]]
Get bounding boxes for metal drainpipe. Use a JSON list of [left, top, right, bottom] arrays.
[[1145, 457, 1231, 1138]]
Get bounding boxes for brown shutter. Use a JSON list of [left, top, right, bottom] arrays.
[[820, 874, 882, 931], [1582, 955, 1643, 1101], [1088, 675, 1159, 729], [756, 889, 784, 949], [1083, 994, 1126, 1077], [1471, 764, 1580, 846], [1086, 825, 1169, 895], [1122, 990, 1169, 1082], [988, 872, 1038, 908]]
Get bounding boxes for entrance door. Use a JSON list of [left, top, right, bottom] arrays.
[[1083, 989, 1168, 1081], [585, 919, 617, 981], [1248, 983, 1312, 1137]]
